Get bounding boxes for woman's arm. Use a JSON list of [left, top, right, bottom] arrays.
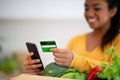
[[69, 53, 104, 73]]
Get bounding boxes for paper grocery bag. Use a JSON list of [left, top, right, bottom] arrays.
[[10, 74, 73, 80]]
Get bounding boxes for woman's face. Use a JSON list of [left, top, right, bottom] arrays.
[[84, 0, 113, 30]]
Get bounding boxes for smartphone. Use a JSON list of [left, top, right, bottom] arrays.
[[26, 42, 44, 70]]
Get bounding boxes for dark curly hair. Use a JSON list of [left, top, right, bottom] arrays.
[[101, 0, 120, 50]]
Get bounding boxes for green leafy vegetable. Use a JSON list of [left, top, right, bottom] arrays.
[[43, 62, 67, 77], [60, 68, 86, 80], [43, 62, 87, 80], [96, 46, 120, 80], [0, 55, 18, 74]]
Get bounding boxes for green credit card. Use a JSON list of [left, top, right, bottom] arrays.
[[40, 40, 57, 52]]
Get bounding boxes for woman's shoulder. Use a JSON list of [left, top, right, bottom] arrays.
[[114, 33, 120, 43], [116, 33, 120, 39], [114, 33, 120, 56], [67, 33, 88, 44]]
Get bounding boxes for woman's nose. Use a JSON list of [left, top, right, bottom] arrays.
[[85, 9, 95, 17]]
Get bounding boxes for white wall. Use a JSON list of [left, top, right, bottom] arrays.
[[0, 19, 89, 50], [0, 0, 85, 19]]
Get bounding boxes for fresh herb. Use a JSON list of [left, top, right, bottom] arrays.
[[96, 46, 120, 80]]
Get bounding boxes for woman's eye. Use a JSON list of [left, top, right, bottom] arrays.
[[94, 8, 101, 11], [85, 8, 88, 11]]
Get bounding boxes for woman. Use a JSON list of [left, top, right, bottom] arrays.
[[24, 0, 120, 74]]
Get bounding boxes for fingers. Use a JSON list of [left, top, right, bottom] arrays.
[[54, 57, 66, 66], [26, 69, 40, 73], [24, 59, 40, 65], [53, 52, 65, 58], [51, 48, 66, 53], [51, 48, 73, 67], [25, 63, 42, 69], [24, 58, 42, 71], [24, 52, 43, 74], [55, 61, 64, 66], [51, 48, 67, 58], [25, 52, 33, 60], [26, 68, 43, 75]]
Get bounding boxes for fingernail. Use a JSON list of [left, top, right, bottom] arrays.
[[37, 59, 40, 62], [50, 48, 53, 51]]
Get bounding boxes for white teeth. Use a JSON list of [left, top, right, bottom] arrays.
[[88, 19, 97, 22]]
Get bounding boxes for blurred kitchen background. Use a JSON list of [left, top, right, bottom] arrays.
[[0, 0, 92, 80]]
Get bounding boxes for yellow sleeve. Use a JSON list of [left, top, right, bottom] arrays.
[[66, 34, 86, 50], [114, 34, 120, 56], [66, 34, 102, 73], [69, 53, 103, 73], [66, 33, 120, 74]]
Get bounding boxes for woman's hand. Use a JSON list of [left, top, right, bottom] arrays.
[[23, 52, 43, 75], [51, 48, 73, 67]]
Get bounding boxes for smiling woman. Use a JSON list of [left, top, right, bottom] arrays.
[[84, 0, 119, 51], [23, 0, 120, 78]]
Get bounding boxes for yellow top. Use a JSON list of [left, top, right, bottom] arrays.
[[67, 33, 120, 73]]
